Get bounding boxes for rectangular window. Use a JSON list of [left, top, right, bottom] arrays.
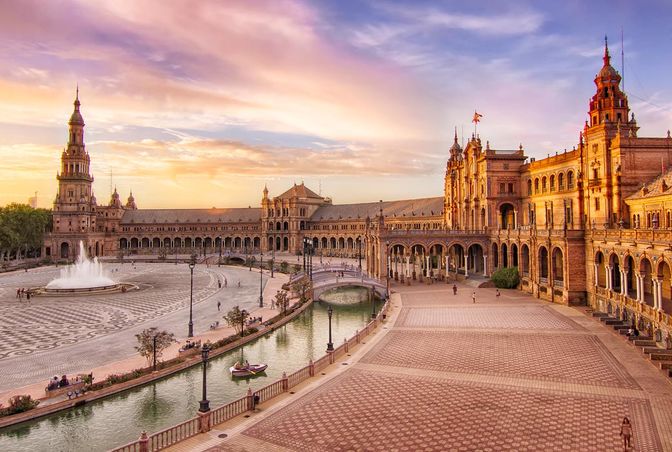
[[595, 198, 600, 211], [508, 183, 514, 194], [499, 183, 505, 194]]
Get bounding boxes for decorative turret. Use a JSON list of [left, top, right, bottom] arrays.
[[587, 36, 629, 128], [110, 187, 122, 208], [449, 128, 462, 161], [126, 191, 137, 209]]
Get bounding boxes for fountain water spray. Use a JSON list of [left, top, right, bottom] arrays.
[[46, 241, 116, 289]]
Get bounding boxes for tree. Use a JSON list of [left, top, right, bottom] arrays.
[[280, 261, 289, 273], [0, 203, 51, 261], [491, 267, 520, 289], [274, 289, 290, 315], [134, 328, 176, 366], [224, 305, 249, 336], [291, 278, 312, 304]]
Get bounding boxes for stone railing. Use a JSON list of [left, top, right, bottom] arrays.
[[110, 300, 390, 452], [590, 228, 672, 246]]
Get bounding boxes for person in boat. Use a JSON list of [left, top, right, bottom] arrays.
[[234, 361, 243, 370], [244, 360, 249, 368]]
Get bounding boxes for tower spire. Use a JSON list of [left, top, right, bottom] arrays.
[[603, 35, 610, 66]]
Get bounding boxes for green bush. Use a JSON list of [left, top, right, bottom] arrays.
[[491, 267, 520, 289], [0, 395, 40, 416]]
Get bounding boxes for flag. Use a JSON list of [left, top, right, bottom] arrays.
[[472, 111, 483, 124]]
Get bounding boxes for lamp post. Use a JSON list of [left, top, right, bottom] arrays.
[[271, 244, 275, 278], [152, 333, 158, 372], [218, 236, 222, 265], [302, 238, 307, 274], [199, 344, 210, 413], [357, 236, 362, 272], [386, 240, 390, 297], [188, 255, 196, 338], [259, 252, 264, 307], [326, 306, 334, 352], [371, 287, 376, 319]]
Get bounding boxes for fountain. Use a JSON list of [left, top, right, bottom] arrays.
[[41, 241, 131, 295]]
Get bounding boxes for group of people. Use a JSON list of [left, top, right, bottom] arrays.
[[233, 360, 250, 370], [450, 284, 501, 302], [16, 288, 32, 301], [47, 374, 77, 390], [180, 339, 201, 352], [247, 316, 262, 326]]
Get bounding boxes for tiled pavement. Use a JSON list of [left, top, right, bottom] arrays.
[[0, 263, 270, 392], [168, 283, 672, 451]]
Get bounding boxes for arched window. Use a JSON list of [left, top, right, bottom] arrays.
[[550, 175, 555, 191], [542, 177, 547, 193], [567, 171, 574, 189], [558, 173, 564, 190], [527, 179, 532, 195], [534, 178, 540, 194]]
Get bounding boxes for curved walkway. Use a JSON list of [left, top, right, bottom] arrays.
[[167, 280, 672, 451]]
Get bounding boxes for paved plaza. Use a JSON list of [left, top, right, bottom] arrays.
[[170, 281, 672, 451], [0, 261, 271, 393]]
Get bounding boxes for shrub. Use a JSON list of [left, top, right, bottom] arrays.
[[0, 395, 40, 416], [491, 267, 520, 289]]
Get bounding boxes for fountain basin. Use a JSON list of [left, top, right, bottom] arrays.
[[35, 282, 138, 296]]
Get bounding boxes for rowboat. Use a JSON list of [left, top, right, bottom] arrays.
[[229, 363, 268, 377]]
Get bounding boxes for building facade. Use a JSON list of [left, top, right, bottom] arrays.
[[44, 40, 672, 344]]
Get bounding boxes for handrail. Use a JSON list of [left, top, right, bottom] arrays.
[[149, 417, 199, 451]]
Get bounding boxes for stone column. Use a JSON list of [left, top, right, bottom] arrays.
[[636, 274, 642, 303], [654, 279, 662, 310], [620, 270, 627, 296], [606, 266, 612, 291], [483, 255, 488, 277], [426, 255, 430, 278], [594, 264, 599, 288], [464, 254, 469, 278], [445, 255, 450, 282]]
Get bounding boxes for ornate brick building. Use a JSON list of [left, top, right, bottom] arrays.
[[44, 39, 672, 342]]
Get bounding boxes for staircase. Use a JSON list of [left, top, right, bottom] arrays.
[[592, 311, 672, 381]]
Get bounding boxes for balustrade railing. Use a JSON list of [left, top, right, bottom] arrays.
[[111, 299, 390, 452]]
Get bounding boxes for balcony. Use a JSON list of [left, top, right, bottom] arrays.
[[588, 178, 601, 187]]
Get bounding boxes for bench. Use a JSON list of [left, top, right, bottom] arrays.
[[45, 381, 85, 399]]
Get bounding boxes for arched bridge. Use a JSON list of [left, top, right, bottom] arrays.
[[291, 264, 388, 300]]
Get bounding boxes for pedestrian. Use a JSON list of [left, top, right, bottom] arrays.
[[237, 281, 241, 288], [218, 279, 222, 288], [496, 289, 500, 298], [472, 291, 476, 304], [16, 288, 20, 299], [217, 301, 221, 311], [26, 291, 31, 302], [224, 277, 228, 288], [619, 417, 632, 451], [452, 284, 457, 295]]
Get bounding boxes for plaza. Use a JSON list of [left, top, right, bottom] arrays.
[[0, 260, 277, 399], [167, 281, 672, 452]]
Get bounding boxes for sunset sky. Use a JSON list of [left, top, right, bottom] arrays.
[[1, 0, 671, 208]]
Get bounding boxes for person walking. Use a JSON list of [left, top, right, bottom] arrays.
[[217, 301, 221, 311], [452, 284, 457, 295], [496, 289, 501, 299], [218, 279, 222, 288], [224, 277, 228, 288], [620, 417, 632, 451], [472, 290, 476, 304]]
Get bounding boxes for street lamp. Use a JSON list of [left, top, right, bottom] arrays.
[[326, 306, 334, 352], [259, 252, 264, 307], [386, 241, 390, 297], [271, 244, 275, 278], [218, 236, 222, 266], [199, 344, 210, 413], [371, 287, 376, 319], [188, 255, 196, 338], [357, 236, 362, 272], [152, 333, 158, 372]]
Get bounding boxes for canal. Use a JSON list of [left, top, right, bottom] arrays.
[[0, 287, 377, 452]]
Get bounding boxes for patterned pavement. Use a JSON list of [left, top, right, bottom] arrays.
[[0, 263, 265, 391], [185, 284, 671, 452]]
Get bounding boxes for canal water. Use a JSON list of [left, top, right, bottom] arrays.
[[0, 287, 377, 452]]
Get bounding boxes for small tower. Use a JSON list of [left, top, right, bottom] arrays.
[[126, 191, 137, 210], [52, 88, 96, 236]]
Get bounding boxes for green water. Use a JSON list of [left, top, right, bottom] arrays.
[[0, 287, 377, 452]]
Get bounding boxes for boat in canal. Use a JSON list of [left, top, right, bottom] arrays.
[[229, 363, 268, 377]]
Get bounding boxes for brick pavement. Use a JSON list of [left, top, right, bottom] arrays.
[[0, 263, 284, 396], [166, 283, 672, 452]]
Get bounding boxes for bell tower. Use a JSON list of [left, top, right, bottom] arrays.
[[53, 88, 97, 235], [583, 37, 636, 228]]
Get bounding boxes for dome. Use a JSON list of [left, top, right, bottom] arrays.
[[69, 88, 85, 125], [91, 194, 97, 206], [597, 64, 620, 82]]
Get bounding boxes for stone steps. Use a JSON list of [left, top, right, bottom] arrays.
[[591, 311, 672, 382]]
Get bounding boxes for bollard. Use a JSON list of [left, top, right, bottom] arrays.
[[198, 410, 211, 433], [138, 431, 148, 452], [282, 372, 288, 391], [356, 329, 360, 343], [328, 350, 334, 364], [309, 359, 315, 377], [344, 338, 349, 353]]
